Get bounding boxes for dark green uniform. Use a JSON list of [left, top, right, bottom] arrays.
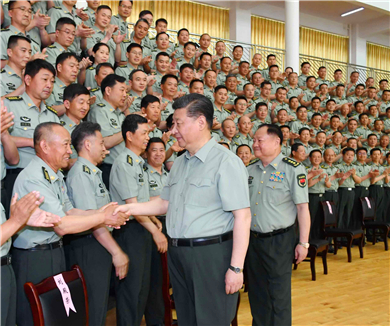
[[66, 156, 112, 326], [160, 138, 250, 325], [110, 148, 152, 326], [143, 163, 168, 326], [11, 156, 72, 326], [247, 154, 308, 326]]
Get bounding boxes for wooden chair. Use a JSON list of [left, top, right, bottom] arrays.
[[321, 201, 364, 263], [160, 252, 240, 326], [294, 239, 329, 281], [360, 197, 390, 251], [24, 265, 88, 326]]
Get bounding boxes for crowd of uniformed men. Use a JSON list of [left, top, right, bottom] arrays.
[[1, 1, 389, 326]]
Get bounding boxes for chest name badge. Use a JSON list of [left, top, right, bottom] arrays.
[[269, 171, 285, 182], [248, 176, 253, 185]]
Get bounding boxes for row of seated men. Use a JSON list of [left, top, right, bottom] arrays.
[[1, 1, 390, 326]]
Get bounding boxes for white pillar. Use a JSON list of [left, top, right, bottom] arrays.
[[229, 5, 252, 44], [350, 23, 367, 67], [285, 1, 300, 72]]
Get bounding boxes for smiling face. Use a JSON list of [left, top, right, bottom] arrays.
[[252, 126, 281, 160], [237, 145, 251, 166], [89, 130, 107, 166], [65, 94, 90, 122], [222, 119, 236, 139], [25, 68, 55, 100], [95, 8, 112, 29], [171, 107, 202, 150], [93, 44, 110, 64], [127, 123, 150, 152], [45, 125, 73, 170], [146, 141, 166, 167], [142, 101, 161, 123]]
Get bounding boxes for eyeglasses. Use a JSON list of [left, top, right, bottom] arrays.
[[120, 4, 132, 10], [11, 6, 33, 14], [59, 29, 76, 37]]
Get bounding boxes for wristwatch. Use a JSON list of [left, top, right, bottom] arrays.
[[229, 265, 243, 274], [298, 242, 310, 249]]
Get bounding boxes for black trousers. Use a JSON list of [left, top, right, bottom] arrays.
[[337, 188, 355, 229], [246, 227, 296, 326], [309, 193, 324, 240], [66, 234, 112, 326], [113, 220, 152, 326], [1, 262, 16, 326], [100, 163, 112, 191], [168, 238, 238, 326], [369, 185, 385, 222], [12, 246, 66, 326], [3, 168, 23, 217], [323, 191, 339, 207], [145, 218, 166, 326], [352, 187, 370, 229], [384, 188, 390, 224]]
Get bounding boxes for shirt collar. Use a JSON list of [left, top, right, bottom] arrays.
[[185, 138, 216, 163], [256, 152, 284, 171], [101, 99, 117, 111], [22, 92, 46, 112], [55, 76, 67, 88], [145, 162, 166, 175], [61, 114, 78, 127], [4, 65, 19, 77]]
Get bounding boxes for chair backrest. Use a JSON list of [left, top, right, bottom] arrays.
[[359, 197, 376, 221], [24, 265, 88, 326], [321, 201, 338, 228]]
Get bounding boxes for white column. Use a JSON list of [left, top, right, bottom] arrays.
[[350, 23, 367, 67], [285, 1, 300, 72], [229, 5, 252, 44]]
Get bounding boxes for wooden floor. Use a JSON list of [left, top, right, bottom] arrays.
[[106, 242, 390, 326]]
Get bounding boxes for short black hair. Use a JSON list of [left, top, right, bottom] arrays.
[[261, 80, 271, 88], [177, 28, 189, 36], [135, 18, 150, 27], [255, 102, 268, 111], [146, 137, 165, 152], [214, 85, 228, 93], [129, 69, 145, 81], [101, 74, 126, 96], [161, 74, 178, 85], [358, 113, 368, 119], [156, 32, 169, 41], [370, 148, 381, 156], [96, 62, 114, 76], [141, 94, 160, 109], [155, 18, 168, 26], [156, 51, 169, 61], [199, 52, 212, 61], [334, 69, 342, 74], [172, 94, 213, 130], [63, 84, 90, 103], [296, 106, 307, 113], [71, 122, 101, 154], [184, 41, 197, 49], [25, 59, 56, 79], [220, 56, 232, 64], [318, 66, 326, 70], [55, 17, 76, 30], [326, 99, 336, 105], [139, 10, 153, 18], [34, 122, 62, 148], [166, 114, 174, 129], [311, 112, 322, 119], [309, 149, 322, 157], [56, 52, 80, 71], [267, 54, 276, 60], [306, 76, 316, 82], [233, 45, 243, 52], [92, 42, 110, 55], [189, 79, 203, 88], [269, 64, 279, 70], [96, 5, 112, 13], [367, 133, 378, 139], [342, 147, 355, 155], [356, 147, 367, 154], [239, 61, 250, 67], [301, 61, 310, 67], [121, 114, 148, 141], [234, 96, 247, 105], [204, 69, 216, 78], [180, 63, 194, 73], [236, 144, 252, 154], [379, 79, 388, 84], [330, 115, 340, 121], [257, 124, 283, 145], [7, 35, 31, 50], [126, 42, 142, 53], [299, 127, 310, 135], [311, 96, 321, 102], [291, 142, 304, 153]]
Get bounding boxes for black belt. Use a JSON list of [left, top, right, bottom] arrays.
[[339, 187, 354, 191], [251, 224, 294, 238], [325, 190, 337, 193], [370, 184, 383, 188], [168, 231, 233, 247], [1, 255, 11, 266], [67, 233, 94, 242], [309, 193, 324, 197], [14, 240, 63, 251]]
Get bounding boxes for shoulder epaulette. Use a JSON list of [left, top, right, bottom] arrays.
[[150, 36, 156, 40], [143, 165, 148, 171], [247, 158, 259, 166], [54, 6, 62, 9], [83, 165, 91, 174], [42, 167, 51, 183], [87, 66, 95, 70], [127, 155, 133, 166], [251, 118, 256, 122], [320, 164, 326, 169], [282, 157, 301, 168], [234, 141, 239, 146], [176, 58, 182, 62], [48, 45, 56, 48], [1, 69, 5, 73], [90, 88, 99, 92], [5, 96, 22, 101], [253, 97, 258, 101], [97, 103, 106, 107], [1, 28, 9, 31], [235, 135, 240, 139], [118, 65, 127, 68], [83, 8, 88, 11], [46, 106, 58, 115], [224, 109, 231, 114], [122, 39, 131, 43], [60, 120, 66, 126]]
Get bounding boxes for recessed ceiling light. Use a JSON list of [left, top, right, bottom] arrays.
[[341, 7, 364, 17]]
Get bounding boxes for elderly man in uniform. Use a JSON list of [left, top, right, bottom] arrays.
[[114, 94, 251, 326], [246, 124, 310, 326], [66, 121, 129, 326], [11, 122, 129, 326]]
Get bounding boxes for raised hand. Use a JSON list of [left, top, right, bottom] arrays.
[[76, 7, 90, 21], [1, 101, 15, 134]]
